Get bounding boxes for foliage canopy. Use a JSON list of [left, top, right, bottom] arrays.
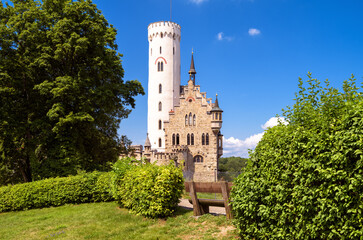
[[0, 0, 144, 185], [232, 73, 363, 239], [218, 156, 247, 181]]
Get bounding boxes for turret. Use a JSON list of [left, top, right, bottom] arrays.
[[210, 94, 223, 134], [188, 51, 196, 85]]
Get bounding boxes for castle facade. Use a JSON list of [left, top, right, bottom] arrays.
[[132, 21, 223, 182]]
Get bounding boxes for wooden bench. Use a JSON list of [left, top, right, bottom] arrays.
[[184, 181, 233, 219]]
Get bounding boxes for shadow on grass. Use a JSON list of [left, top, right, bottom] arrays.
[[173, 206, 193, 217]]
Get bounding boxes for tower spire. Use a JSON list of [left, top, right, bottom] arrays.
[[188, 50, 196, 84]]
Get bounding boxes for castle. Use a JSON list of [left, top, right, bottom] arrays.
[[131, 21, 223, 182]]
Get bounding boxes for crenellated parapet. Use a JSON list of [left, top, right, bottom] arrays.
[[148, 21, 181, 42], [171, 145, 189, 153]]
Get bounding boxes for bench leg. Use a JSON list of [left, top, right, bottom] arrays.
[[201, 204, 209, 214], [189, 182, 202, 216], [221, 181, 233, 219]]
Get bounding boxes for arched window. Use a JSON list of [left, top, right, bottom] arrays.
[[187, 134, 190, 145], [191, 133, 194, 145], [194, 155, 204, 163], [219, 138, 222, 147], [160, 46, 162, 54], [160, 62, 163, 71], [185, 115, 188, 126], [173, 47, 175, 55], [158, 138, 162, 147], [158, 120, 162, 130], [176, 134, 180, 145], [158, 102, 162, 111], [161, 33, 163, 38], [189, 113, 192, 126], [206, 133, 209, 145], [202, 133, 205, 145], [219, 113, 222, 120], [172, 134, 175, 145], [159, 84, 162, 93], [158, 62, 160, 72], [193, 114, 196, 126]]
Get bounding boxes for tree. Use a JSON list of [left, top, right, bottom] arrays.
[[0, 0, 144, 185], [218, 156, 247, 181], [232, 73, 363, 239]]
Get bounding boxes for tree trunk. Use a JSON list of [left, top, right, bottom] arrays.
[[19, 155, 32, 183]]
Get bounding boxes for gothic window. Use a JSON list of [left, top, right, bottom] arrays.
[[159, 84, 162, 93], [158, 138, 162, 147], [172, 134, 175, 146], [191, 133, 194, 145], [176, 134, 180, 145], [185, 115, 188, 126], [161, 33, 163, 38], [194, 155, 204, 163], [159, 102, 162, 111], [187, 134, 190, 145], [160, 62, 163, 71], [160, 46, 162, 54], [202, 133, 205, 145], [157, 62, 160, 72], [158, 120, 162, 130], [189, 113, 192, 126], [206, 133, 209, 145], [193, 114, 196, 126]]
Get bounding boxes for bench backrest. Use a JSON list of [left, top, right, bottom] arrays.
[[184, 182, 233, 193]]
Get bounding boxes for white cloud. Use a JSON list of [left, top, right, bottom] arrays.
[[189, 0, 208, 4], [248, 28, 261, 36], [261, 117, 287, 130], [223, 117, 287, 157], [216, 32, 234, 41]]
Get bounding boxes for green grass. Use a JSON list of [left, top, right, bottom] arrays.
[[0, 202, 237, 240], [182, 190, 223, 200]]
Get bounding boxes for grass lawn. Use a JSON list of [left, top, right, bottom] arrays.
[[0, 201, 237, 240], [182, 191, 223, 200]]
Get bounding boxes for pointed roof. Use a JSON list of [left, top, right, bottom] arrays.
[[211, 94, 223, 112], [188, 51, 196, 75], [144, 134, 151, 147]]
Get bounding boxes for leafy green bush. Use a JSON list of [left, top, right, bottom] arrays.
[[112, 158, 184, 218], [232, 74, 363, 239], [0, 171, 113, 212]]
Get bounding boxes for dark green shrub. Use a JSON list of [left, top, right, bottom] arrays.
[[0, 171, 113, 212], [232, 74, 363, 239], [112, 159, 184, 218]]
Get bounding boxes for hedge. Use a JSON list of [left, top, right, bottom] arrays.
[[0, 171, 113, 212], [231, 75, 363, 239], [0, 158, 184, 219], [112, 158, 184, 218]]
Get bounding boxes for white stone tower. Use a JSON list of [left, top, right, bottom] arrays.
[[147, 21, 181, 151]]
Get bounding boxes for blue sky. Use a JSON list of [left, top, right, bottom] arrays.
[[91, 0, 363, 157]]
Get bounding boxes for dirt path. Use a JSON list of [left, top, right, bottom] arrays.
[[178, 199, 226, 215]]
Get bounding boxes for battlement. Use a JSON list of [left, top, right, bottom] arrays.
[[148, 21, 181, 42], [171, 145, 189, 152], [148, 21, 181, 30]]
